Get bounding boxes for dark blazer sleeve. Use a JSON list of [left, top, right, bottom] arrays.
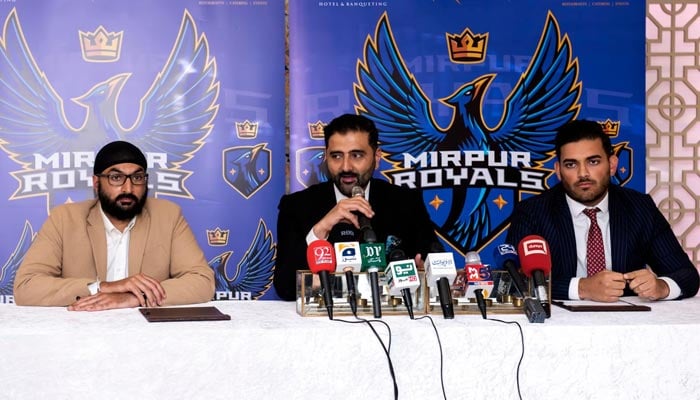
[[274, 184, 336, 301], [611, 189, 699, 299]]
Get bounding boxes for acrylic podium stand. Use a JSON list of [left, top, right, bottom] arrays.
[[296, 269, 550, 318], [295, 270, 426, 317]]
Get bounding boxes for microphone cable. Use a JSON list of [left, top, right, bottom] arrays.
[[415, 315, 447, 400], [484, 317, 525, 400], [334, 316, 398, 400]]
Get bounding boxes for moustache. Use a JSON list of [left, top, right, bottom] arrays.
[[116, 194, 139, 202]]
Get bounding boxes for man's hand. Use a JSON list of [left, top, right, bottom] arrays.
[[99, 273, 166, 307], [624, 268, 669, 301], [312, 197, 375, 239], [578, 270, 626, 302], [68, 292, 141, 311], [415, 253, 425, 271]]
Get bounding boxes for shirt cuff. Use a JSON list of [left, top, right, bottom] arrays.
[[305, 228, 321, 245], [568, 277, 582, 300], [659, 276, 682, 300]]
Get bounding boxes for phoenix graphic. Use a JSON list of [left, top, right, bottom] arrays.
[[210, 220, 276, 299], [354, 12, 581, 253], [1, 221, 34, 296], [0, 8, 219, 207]]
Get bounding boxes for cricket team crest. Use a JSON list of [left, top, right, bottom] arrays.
[[223, 143, 272, 198], [295, 147, 329, 188], [353, 12, 583, 255], [209, 219, 276, 301], [0, 8, 220, 212]]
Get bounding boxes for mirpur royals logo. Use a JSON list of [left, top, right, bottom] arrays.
[[0, 8, 220, 212], [209, 219, 276, 301], [353, 12, 632, 256]]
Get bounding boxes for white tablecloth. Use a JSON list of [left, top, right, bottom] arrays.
[[1, 298, 699, 400]]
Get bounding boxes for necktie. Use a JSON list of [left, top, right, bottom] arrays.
[[583, 208, 606, 276]]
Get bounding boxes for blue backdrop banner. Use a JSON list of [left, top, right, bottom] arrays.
[[0, 0, 286, 302], [289, 1, 645, 268]]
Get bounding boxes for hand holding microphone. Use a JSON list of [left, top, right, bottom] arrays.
[[307, 240, 337, 320]]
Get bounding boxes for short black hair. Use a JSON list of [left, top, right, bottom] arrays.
[[555, 119, 613, 158], [323, 114, 379, 150]]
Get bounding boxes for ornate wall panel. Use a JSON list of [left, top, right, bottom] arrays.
[[647, 1, 700, 268]]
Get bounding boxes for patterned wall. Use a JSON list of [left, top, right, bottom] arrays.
[[647, 1, 700, 269]]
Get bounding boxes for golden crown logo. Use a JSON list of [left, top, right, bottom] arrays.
[[599, 119, 620, 137], [308, 121, 326, 140], [446, 28, 488, 63], [79, 26, 123, 63], [235, 120, 259, 139], [207, 228, 230, 246]]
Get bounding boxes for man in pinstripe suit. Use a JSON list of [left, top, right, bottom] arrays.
[[507, 120, 699, 302]]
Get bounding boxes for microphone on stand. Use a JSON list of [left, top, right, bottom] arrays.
[[334, 241, 362, 316], [352, 185, 386, 318], [425, 242, 456, 319], [492, 243, 546, 323], [306, 240, 337, 320], [385, 246, 420, 319], [359, 232, 386, 318], [518, 235, 552, 318]]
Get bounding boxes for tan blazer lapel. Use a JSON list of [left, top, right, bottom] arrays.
[[87, 203, 108, 281], [128, 206, 149, 275]]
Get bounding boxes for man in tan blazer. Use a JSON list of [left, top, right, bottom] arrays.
[[14, 141, 214, 310]]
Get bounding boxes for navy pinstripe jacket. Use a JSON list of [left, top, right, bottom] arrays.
[[506, 184, 699, 300]]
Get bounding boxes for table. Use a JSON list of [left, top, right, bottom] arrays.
[[1, 298, 699, 400]]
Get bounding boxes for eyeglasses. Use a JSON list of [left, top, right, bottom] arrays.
[[96, 173, 149, 186]]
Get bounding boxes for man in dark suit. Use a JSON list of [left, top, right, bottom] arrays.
[[507, 120, 699, 302], [274, 114, 437, 300]]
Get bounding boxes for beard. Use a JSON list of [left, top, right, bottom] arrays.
[[97, 183, 148, 221], [332, 167, 374, 198], [564, 175, 610, 206]]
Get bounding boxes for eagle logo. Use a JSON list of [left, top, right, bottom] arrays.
[[0, 8, 219, 210], [223, 143, 272, 199], [295, 146, 329, 188], [209, 219, 276, 300], [354, 12, 582, 254], [1, 221, 34, 298]]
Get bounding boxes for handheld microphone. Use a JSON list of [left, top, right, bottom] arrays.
[[385, 247, 420, 319], [360, 241, 386, 318], [334, 241, 361, 315], [494, 243, 546, 323], [351, 185, 374, 241], [518, 235, 552, 318], [307, 240, 337, 320], [425, 242, 456, 319]]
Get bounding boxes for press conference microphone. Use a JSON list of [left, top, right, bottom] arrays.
[[351, 185, 374, 241], [518, 235, 552, 318], [493, 243, 546, 323], [360, 241, 386, 318], [425, 242, 456, 319], [307, 240, 336, 320], [385, 247, 420, 319], [493, 244, 517, 297], [334, 241, 362, 316]]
